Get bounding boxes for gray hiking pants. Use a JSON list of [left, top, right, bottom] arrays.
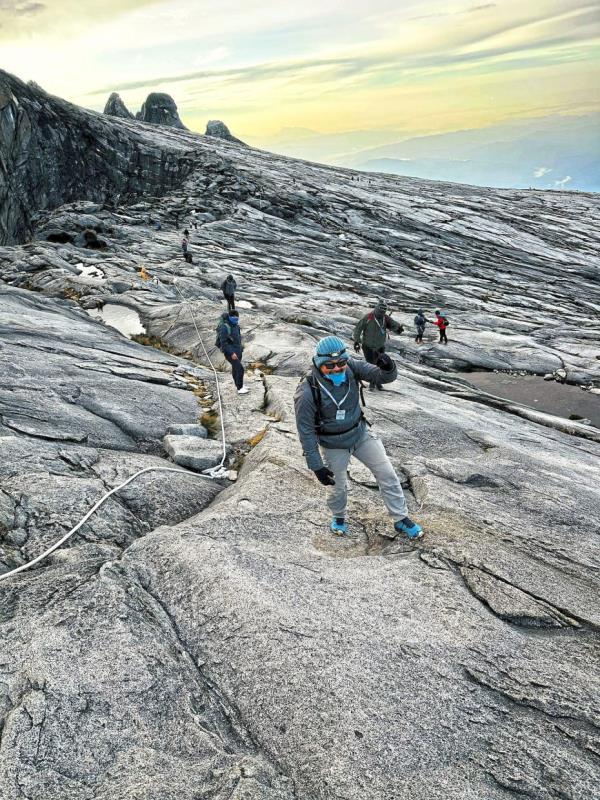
[[322, 429, 408, 521]]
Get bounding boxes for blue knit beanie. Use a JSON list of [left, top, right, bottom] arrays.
[[314, 336, 348, 368]]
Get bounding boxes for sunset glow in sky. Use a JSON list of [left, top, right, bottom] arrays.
[[2, 0, 598, 143]]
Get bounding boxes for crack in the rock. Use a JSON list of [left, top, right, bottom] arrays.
[[468, 562, 595, 631], [113, 564, 299, 796]]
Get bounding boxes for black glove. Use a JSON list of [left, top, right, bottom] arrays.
[[353, 341, 361, 353], [314, 467, 335, 486], [398, 325, 404, 334], [376, 353, 394, 371]]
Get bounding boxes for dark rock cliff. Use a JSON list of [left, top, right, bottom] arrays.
[[0, 70, 197, 245]]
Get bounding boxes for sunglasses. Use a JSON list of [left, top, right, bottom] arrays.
[[321, 358, 348, 370]]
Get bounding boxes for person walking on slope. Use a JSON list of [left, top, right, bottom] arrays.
[[221, 274, 237, 312], [217, 309, 249, 394], [414, 310, 427, 344], [294, 336, 423, 540], [181, 236, 192, 263], [353, 299, 403, 390], [434, 310, 449, 344]]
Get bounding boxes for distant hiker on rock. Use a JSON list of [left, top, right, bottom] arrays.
[[183, 228, 190, 238], [434, 310, 449, 344], [294, 336, 423, 540], [182, 236, 192, 263], [216, 309, 248, 394], [414, 310, 427, 344], [221, 274, 237, 312], [352, 300, 403, 390]]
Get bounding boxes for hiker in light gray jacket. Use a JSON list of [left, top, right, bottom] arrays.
[[293, 335, 423, 540]]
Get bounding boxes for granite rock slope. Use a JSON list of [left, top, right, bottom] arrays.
[[0, 72, 599, 799]]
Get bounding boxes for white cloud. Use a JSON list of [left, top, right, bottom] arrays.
[[534, 165, 551, 177], [192, 47, 231, 68], [553, 175, 572, 187]]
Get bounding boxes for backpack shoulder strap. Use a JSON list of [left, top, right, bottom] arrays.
[[304, 372, 324, 431]]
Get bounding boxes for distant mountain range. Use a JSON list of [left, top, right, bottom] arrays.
[[251, 114, 599, 191]]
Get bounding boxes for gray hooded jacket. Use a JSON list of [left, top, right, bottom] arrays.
[[294, 357, 397, 471], [221, 277, 237, 297]]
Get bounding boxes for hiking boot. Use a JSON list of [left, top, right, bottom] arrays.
[[394, 517, 423, 540], [331, 517, 348, 536], [238, 386, 249, 395]]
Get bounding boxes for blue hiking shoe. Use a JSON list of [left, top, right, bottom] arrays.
[[331, 517, 348, 536], [394, 516, 424, 540]]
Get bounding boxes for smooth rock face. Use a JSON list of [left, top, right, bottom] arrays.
[[103, 92, 133, 119], [166, 423, 208, 438], [137, 92, 187, 129], [163, 435, 223, 471], [0, 72, 599, 800], [205, 119, 245, 145]]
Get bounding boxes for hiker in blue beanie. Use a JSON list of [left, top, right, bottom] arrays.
[[294, 335, 423, 539]]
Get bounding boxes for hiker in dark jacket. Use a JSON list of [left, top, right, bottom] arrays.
[[294, 335, 423, 540], [434, 310, 449, 344], [181, 236, 192, 263], [221, 275, 237, 312], [352, 299, 403, 389], [217, 309, 248, 394], [414, 310, 427, 344]]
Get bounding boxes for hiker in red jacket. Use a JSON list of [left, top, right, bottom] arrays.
[[434, 310, 449, 344]]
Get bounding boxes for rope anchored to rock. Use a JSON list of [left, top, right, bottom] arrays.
[[0, 281, 230, 583]]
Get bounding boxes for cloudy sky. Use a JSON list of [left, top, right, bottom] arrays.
[[1, 0, 598, 146]]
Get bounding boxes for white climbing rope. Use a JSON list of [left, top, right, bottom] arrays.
[[0, 280, 231, 583], [171, 278, 228, 479], [0, 466, 201, 583]]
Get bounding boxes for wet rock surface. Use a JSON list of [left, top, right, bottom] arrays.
[[0, 73, 599, 799]]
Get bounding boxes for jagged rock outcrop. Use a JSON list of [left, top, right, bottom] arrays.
[[0, 69, 199, 245], [137, 92, 187, 129], [103, 91, 134, 119], [205, 119, 245, 145], [1, 72, 599, 800]]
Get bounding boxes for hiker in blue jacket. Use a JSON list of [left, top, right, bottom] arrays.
[[294, 335, 423, 539], [217, 309, 249, 394], [414, 310, 427, 344]]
